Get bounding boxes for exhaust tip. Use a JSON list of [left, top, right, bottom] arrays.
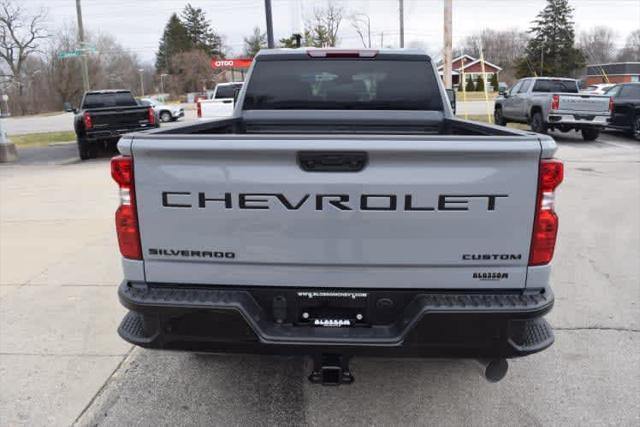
[[484, 358, 509, 383]]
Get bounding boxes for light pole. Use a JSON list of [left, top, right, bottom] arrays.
[[160, 73, 168, 95], [138, 68, 144, 96], [75, 0, 90, 92], [399, 0, 404, 48], [264, 0, 275, 48], [540, 38, 545, 77]]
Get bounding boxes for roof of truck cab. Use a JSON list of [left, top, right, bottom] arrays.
[[527, 77, 577, 81], [255, 48, 432, 62], [85, 89, 132, 94]]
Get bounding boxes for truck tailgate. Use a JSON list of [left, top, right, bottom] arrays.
[[557, 94, 610, 113], [128, 135, 542, 289], [89, 106, 150, 128]]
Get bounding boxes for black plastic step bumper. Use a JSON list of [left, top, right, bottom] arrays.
[[117, 281, 554, 359]]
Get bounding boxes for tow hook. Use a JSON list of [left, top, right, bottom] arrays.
[[308, 353, 354, 385], [476, 358, 509, 383]]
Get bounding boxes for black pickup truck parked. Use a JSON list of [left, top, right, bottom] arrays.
[[66, 90, 158, 160], [605, 82, 640, 138]]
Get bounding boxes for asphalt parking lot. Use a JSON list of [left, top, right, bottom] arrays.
[[1, 130, 638, 426]]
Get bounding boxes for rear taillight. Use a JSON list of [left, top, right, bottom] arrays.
[[608, 96, 614, 112], [551, 95, 560, 111], [196, 101, 202, 118], [529, 159, 564, 266], [111, 156, 141, 260], [148, 107, 156, 125], [83, 111, 92, 129]]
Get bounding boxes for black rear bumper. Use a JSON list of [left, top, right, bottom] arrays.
[[117, 281, 554, 359]]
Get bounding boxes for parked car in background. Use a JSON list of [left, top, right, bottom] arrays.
[[494, 77, 611, 141], [581, 83, 615, 95], [139, 98, 184, 122], [605, 83, 640, 137], [197, 82, 243, 119], [67, 90, 158, 160]]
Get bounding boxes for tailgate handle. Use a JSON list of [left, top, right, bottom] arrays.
[[298, 151, 368, 172]]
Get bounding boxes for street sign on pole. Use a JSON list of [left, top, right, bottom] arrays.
[[58, 51, 82, 59]]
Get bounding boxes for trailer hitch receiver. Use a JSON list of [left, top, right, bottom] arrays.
[[308, 354, 354, 385]]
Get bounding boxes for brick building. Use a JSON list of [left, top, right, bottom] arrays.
[[585, 62, 640, 85]]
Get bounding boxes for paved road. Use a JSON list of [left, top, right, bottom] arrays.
[[2, 101, 495, 135], [0, 132, 638, 426], [1, 107, 197, 136]]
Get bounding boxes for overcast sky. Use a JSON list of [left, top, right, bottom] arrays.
[[24, 0, 640, 63]]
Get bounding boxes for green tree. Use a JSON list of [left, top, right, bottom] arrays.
[[279, 34, 304, 48], [490, 73, 499, 91], [155, 13, 192, 73], [475, 75, 485, 92], [516, 0, 584, 78], [181, 3, 223, 57], [465, 76, 476, 92], [243, 27, 267, 57]]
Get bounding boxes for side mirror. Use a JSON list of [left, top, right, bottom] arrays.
[[445, 88, 456, 114], [498, 90, 507, 97]]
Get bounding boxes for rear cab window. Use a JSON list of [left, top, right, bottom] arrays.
[[82, 92, 138, 109], [243, 58, 444, 111], [532, 79, 579, 93], [215, 84, 243, 99], [619, 85, 640, 99]]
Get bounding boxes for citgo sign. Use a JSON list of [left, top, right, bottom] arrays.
[[210, 58, 253, 69]]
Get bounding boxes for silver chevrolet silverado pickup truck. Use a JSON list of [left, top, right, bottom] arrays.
[[494, 77, 611, 141], [112, 49, 563, 384]]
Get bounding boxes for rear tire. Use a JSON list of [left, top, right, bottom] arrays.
[[633, 114, 640, 140], [494, 108, 507, 126], [530, 112, 547, 134], [77, 137, 92, 160], [160, 111, 172, 123], [581, 128, 600, 141]]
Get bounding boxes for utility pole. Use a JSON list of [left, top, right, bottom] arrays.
[[443, 0, 453, 89], [138, 69, 144, 96], [540, 37, 545, 77], [264, 0, 275, 48], [75, 0, 90, 92], [399, 0, 405, 48], [160, 73, 168, 95]]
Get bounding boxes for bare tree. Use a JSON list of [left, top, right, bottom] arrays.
[[169, 49, 212, 94], [617, 29, 640, 62], [351, 13, 371, 48], [0, 0, 47, 100], [578, 26, 617, 64], [456, 28, 529, 83], [305, 2, 343, 47]]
